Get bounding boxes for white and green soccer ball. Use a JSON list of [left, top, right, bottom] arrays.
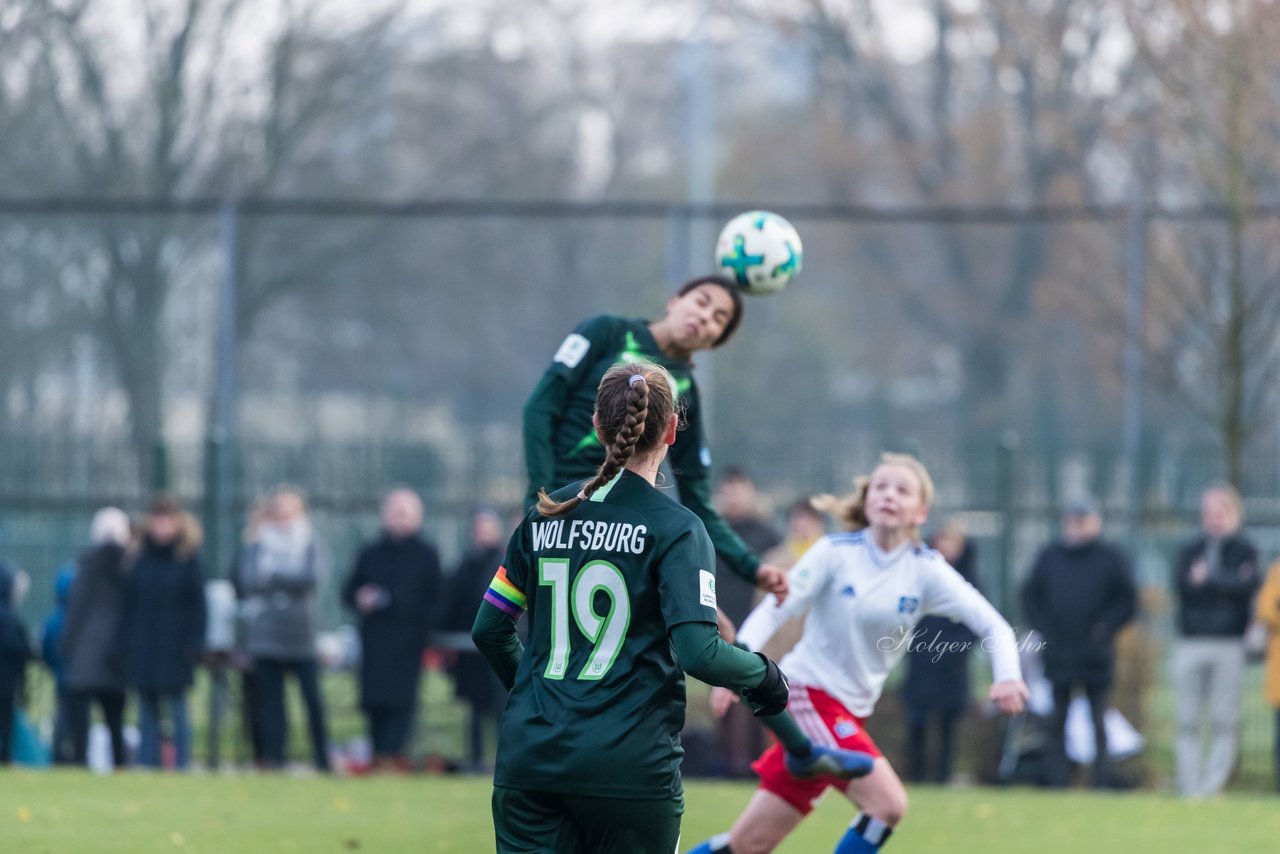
[[714, 210, 803, 295]]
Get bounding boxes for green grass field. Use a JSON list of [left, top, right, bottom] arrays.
[[5, 770, 1280, 853]]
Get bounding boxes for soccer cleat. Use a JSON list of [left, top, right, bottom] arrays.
[[785, 745, 876, 780]]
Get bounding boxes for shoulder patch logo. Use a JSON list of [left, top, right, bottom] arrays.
[[897, 595, 920, 615], [699, 569, 717, 608], [553, 333, 591, 368], [699, 447, 712, 468]]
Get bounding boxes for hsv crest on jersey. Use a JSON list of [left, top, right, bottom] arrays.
[[834, 717, 859, 738], [839, 584, 857, 598], [897, 596, 920, 615]]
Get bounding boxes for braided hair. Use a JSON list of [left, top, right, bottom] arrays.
[[536, 361, 677, 518]]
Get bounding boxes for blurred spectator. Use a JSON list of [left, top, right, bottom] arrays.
[[757, 498, 826, 662], [710, 468, 781, 778], [707, 499, 824, 739], [232, 487, 330, 772], [0, 563, 34, 765], [713, 468, 783, 625], [233, 497, 271, 766], [41, 563, 77, 764], [342, 488, 442, 771], [442, 507, 508, 772], [1255, 556, 1280, 792], [1021, 497, 1137, 788], [1171, 483, 1260, 797], [903, 518, 978, 783], [120, 496, 207, 770], [61, 507, 131, 769]]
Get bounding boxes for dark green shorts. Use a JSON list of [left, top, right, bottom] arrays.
[[491, 786, 684, 854]]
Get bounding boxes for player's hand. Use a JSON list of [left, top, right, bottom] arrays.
[[742, 652, 789, 717], [709, 686, 739, 719], [715, 609, 737, 644], [990, 679, 1029, 715], [755, 564, 789, 603], [1188, 559, 1208, 586], [355, 584, 387, 615]]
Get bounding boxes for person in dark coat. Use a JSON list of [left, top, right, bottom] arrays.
[[232, 486, 330, 772], [711, 467, 782, 778], [41, 563, 76, 764], [120, 496, 207, 770], [342, 488, 442, 770], [60, 507, 132, 768], [1021, 497, 1137, 788], [903, 519, 979, 783], [442, 507, 508, 772], [0, 563, 34, 765]]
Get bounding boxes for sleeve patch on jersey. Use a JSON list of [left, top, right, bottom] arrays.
[[699, 447, 712, 468], [553, 333, 591, 368], [484, 566, 527, 617], [699, 569, 717, 608]]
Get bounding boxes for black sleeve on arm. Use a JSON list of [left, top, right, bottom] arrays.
[[1172, 543, 1198, 596], [471, 600, 524, 691], [523, 372, 571, 510], [1100, 552, 1138, 635], [341, 549, 368, 612], [1205, 542, 1262, 598], [1020, 554, 1048, 632], [669, 620, 765, 689]]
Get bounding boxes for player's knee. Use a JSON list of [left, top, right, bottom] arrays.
[[883, 789, 908, 826], [868, 787, 907, 827], [728, 824, 781, 854]]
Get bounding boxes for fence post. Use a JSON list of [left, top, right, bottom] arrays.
[[151, 440, 170, 493], [1122, 151, 1150, 542], [996, 431, 1020, 617], [203, 431, 224, 577]]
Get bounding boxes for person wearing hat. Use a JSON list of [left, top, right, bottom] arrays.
[[61, 507, 133, 768], [1021, 496, 1137, 788]]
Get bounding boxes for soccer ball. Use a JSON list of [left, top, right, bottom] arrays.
[[715, 210, 803, 295]]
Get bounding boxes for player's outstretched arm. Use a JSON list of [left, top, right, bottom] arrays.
[[471, 600, 524, 691], [521, 373, 571, 510], [673, 622, 873, 781], [669, 620, 775, 702], [673, 472, 769, 586]]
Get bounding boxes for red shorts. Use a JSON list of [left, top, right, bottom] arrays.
[[751, 684, 881, 815]]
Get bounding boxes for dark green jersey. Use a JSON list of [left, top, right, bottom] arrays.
[[543, 316, 699, 485], [523, 314, 761, 583], [492, 471, 720, 800]]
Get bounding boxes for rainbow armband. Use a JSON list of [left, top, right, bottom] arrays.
[[483, 566, 527, 617]]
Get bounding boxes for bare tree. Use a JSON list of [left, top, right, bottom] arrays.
[[5, 0, 403, 480], [729, 0, 1132, 447], [1127, 0, 1280, 486]]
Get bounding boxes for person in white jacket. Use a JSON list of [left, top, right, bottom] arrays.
[[688, 453, 1028, 854]]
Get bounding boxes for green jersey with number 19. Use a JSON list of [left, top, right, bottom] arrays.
[[492, 470, 719, 800]]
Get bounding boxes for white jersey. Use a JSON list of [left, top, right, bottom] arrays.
[[738, 531, 1022, 718]]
